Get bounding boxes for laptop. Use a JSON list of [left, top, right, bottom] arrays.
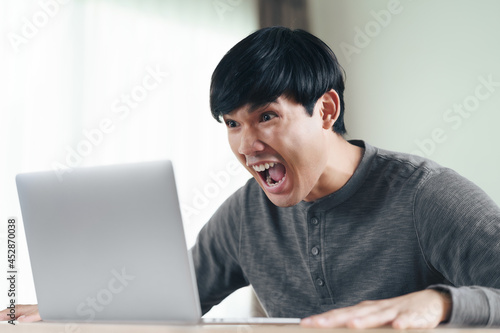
[[16, 160, 300, 325]]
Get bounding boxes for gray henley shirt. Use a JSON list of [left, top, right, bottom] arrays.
[[192, 140, 500, 326]]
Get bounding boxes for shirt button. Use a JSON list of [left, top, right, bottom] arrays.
[[311, 247, 320, 256], [311, 217, 319, 225], [316, 278, 324, 286]]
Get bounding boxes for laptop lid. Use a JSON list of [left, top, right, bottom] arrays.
[[16, 160, 201, 323]]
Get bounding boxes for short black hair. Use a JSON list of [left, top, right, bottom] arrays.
[[210, 26, 347, 135]]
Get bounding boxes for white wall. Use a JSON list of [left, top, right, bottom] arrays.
[[309, 0, 500, 204]]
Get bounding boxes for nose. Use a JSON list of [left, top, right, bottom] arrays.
[[238, 127, 265, 156]]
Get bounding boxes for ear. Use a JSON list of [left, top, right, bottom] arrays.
[[318, 89, 341, 130]]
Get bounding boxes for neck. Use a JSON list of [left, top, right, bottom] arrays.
[[304, 136, 364, 202]]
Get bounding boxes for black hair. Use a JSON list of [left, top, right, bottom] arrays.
[[210, 26, 347, 135]]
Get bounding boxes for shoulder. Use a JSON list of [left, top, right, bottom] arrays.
[[392, 153, 500, 242], [360, 142, 447, 191], [366, 143, 500, 249], [414, 166, 500, 222], [374, 145, 445, 179], [202, 177, 268, 230], [369, 144, 496, 211]]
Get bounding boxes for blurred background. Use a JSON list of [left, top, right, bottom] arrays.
[[1, 0, 499, 319]]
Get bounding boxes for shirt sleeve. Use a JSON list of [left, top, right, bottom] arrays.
[[414, 169, 500, 326], [190, 188, 249, 315]]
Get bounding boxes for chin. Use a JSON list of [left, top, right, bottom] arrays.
[[264, 191, 302, 208]]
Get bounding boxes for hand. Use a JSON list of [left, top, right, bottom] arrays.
[[301, 289, 452, 329], [0, 304, 41, 322]]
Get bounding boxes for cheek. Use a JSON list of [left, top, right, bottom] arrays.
[[227, 132, 239, 153], [276, 122, 320, 154], [285, 125, 327, 171]]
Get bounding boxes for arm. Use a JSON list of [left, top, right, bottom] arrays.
[[414, 169, 500, 326], [302, 168, 500, 329], [191, 187, 249, 315]]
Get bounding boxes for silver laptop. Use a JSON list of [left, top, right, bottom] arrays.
[[16, 160, 300, 325]]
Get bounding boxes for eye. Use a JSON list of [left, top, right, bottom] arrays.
[[225, 120, 238, 128], [260, 112, 277, 122]]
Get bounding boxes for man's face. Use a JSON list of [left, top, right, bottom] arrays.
[[223, 96, 332, 207]]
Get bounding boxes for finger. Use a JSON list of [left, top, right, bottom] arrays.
[[345, 307, 399, 329], [17, 305, 41, 322], [0, 307, 20, 321], [0, 309, 10, 320], [17, 312, 42, 323], [0, 305, 40, 322], [392, 311, 440, 329], [302, 301, 389, 328]]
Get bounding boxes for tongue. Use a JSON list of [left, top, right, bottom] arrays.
[[269, 163, 286, 182]]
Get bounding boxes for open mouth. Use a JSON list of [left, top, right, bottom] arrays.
[[251, 162, 287, 187]]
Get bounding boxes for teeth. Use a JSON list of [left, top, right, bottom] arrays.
[[252, 162, 276, 172]]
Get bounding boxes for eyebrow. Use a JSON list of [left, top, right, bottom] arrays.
[[248, 100, 278, 113], [222, 100, 279, 120]]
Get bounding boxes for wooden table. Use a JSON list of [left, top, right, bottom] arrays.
[[1, 322, 499, 333]]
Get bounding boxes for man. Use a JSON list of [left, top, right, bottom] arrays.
[[3, 27, 500, 328]]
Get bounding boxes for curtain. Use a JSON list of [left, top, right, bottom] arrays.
[[259, 0, 309, 29]]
